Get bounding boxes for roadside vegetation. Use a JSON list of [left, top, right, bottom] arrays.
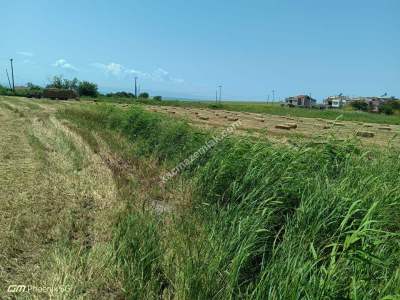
[[1, 96, 400, 298], [55, 102, 400, 299]]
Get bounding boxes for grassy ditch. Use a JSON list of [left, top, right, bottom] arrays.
[[58, 103, 400, 299]]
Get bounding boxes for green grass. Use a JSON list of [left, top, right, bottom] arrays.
[[57, 103, 400, 299]]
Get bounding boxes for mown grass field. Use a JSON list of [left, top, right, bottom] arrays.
[[88, 96, 400, 125], [1, 96, 400, 299]]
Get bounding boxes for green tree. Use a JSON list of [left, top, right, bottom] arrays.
[[26, 82, 42, 90], [78, 81, 98, 97], [139, 92, 149, 99], [46, 76, 79, 90]]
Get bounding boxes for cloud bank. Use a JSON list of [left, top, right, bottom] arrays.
[[92, 62, 183, 83]]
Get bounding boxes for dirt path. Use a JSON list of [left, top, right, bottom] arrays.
[[0, 97, 121, 298]]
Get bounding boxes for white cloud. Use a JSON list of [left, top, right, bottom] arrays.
[[152, 68, 184, 83], [92, 62, 184, 84], [92, 62, 123, 76], [125, 68, 148, 77], [53, 59, 78, 71], [17, 51, 34, 57]]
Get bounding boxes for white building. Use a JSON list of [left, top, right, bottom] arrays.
[[324, 95, 349, 108]]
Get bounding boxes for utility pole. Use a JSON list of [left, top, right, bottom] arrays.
[[134, 76, 138, 98], [218, 85, 222, 103], [215, 89, 218, 104], [267, 94, 270, 103], [10, 58, 15, 92], [272, 90, 275, 102], [5, 69, 12, 90]]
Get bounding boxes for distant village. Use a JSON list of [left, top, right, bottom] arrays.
[[283, 94, 399, 113]]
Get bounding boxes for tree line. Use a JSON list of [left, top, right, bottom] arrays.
[[0, 75, 162, 100]]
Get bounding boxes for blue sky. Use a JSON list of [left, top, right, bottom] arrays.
[[0, 0, 399, 101]]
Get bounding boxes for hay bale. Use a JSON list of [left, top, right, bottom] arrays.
[[255, 117, 265, 122], [198, 115, 209, 120], [283, 116, 295, 121], [357, 131, 374, 138], [275, 124, 291, 130], [379, 126, 392, 131], [227, 117, 239, 121], [43, 88, 79, 100], [285, 123, 298, 129]]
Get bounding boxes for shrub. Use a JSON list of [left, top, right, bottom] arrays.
[[380, 104, 394, 115], [208, 103, 223, 109], [351, 100, 368, 111], [26, 90, 43, 99], [139, 92, 149, 99], [78, 81, 98, 97], [0, 84, 10, 95], [153, 96, 162, 101], [107, 91, 135, 98]]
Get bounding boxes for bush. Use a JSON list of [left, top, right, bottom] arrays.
[[0, 84, 10, 95], [26, 90, 43, 99], [351, 100, 368, 111], [139, 92, 149, 99], [380, 104, 394, 115], [153, 96, 162, 101], [106, 91, 135, 98], [78, 81, 98, 97], [208, 103, 223, 109]]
